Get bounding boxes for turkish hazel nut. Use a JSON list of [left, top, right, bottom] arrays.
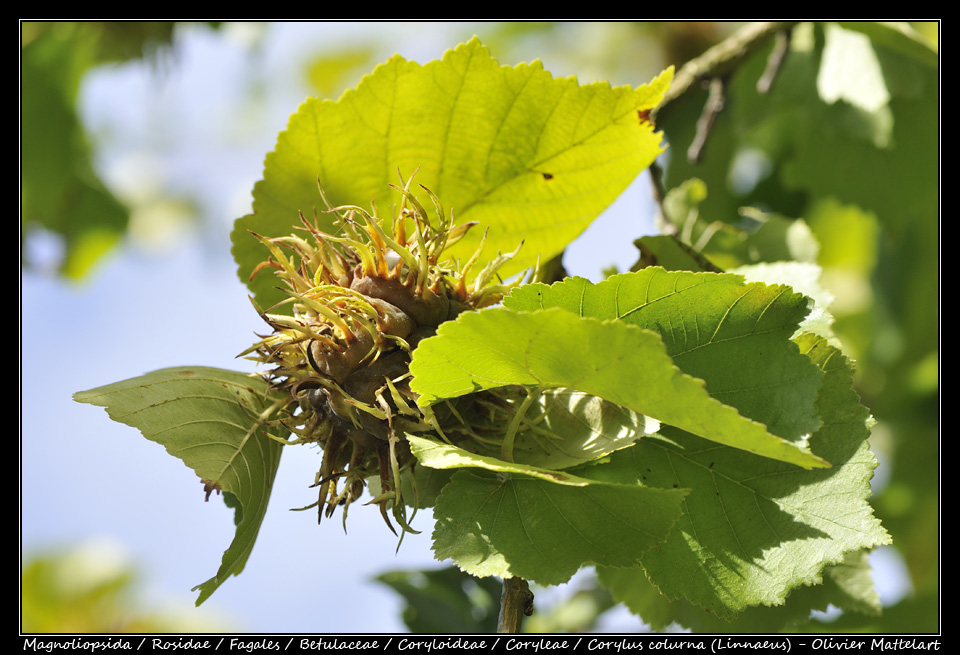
[[243, 176, 530, 536]]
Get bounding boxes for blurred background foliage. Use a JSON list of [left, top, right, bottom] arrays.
[[649, 21, 939, 633], [21, 541, 234, 633], [21, 21, 937, 633], [20, 22, 220, 279]]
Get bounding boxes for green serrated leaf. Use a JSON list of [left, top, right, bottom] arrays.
[[820, 549, 884, 617], [505, 268, 825, 446], [74, 367, 286, 605], [590, 333, 888, 619], [232, 37, 672, 310], [411, 299, 824, 469], [431, 469, 687, 585], [730, 260, 837, 342], [597, 549, 880, 633]]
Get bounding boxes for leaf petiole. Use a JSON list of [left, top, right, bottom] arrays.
[[501, 387, 540, 463]]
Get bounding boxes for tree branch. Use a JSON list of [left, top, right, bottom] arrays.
[[649, 22, 799, 225], [655, 21, 798, 120], [757, 28, 792, 94], [687, 75, 729, 164], [497, 577, 534, 633]]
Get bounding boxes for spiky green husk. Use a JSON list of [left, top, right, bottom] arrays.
[[245, 178, 527, 534]]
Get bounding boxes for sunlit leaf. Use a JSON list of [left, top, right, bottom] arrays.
[[411, 306, 824, 469], [505, 269, 825, 447], [409, 434, 604, 486], [592, 334, 888, 618], [730, 260, 836, 342], [435, 388, 659, 471], [233, 37, 672, 310]]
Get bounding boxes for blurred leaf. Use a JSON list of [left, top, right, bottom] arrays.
[[647, 178, 820, 271], [21, 24, 129, 278], [521, 577, 617, 634], [800, 591, 939, 633], [836, 22, 938, 68], [74, 367, 286, 605], [658, 22, 937, 237], [306, 45, 379, 98], [20, 22, 214, 278], [704, 211, 821, 270], [783, 24, 938, 232], [21, 542, 234, 632], [817, 23, 893, 123], [374, 566, 501, 633], [632, 234, 722, 273]]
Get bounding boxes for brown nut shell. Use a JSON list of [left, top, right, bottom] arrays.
[[350, 274, 449, 327]]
